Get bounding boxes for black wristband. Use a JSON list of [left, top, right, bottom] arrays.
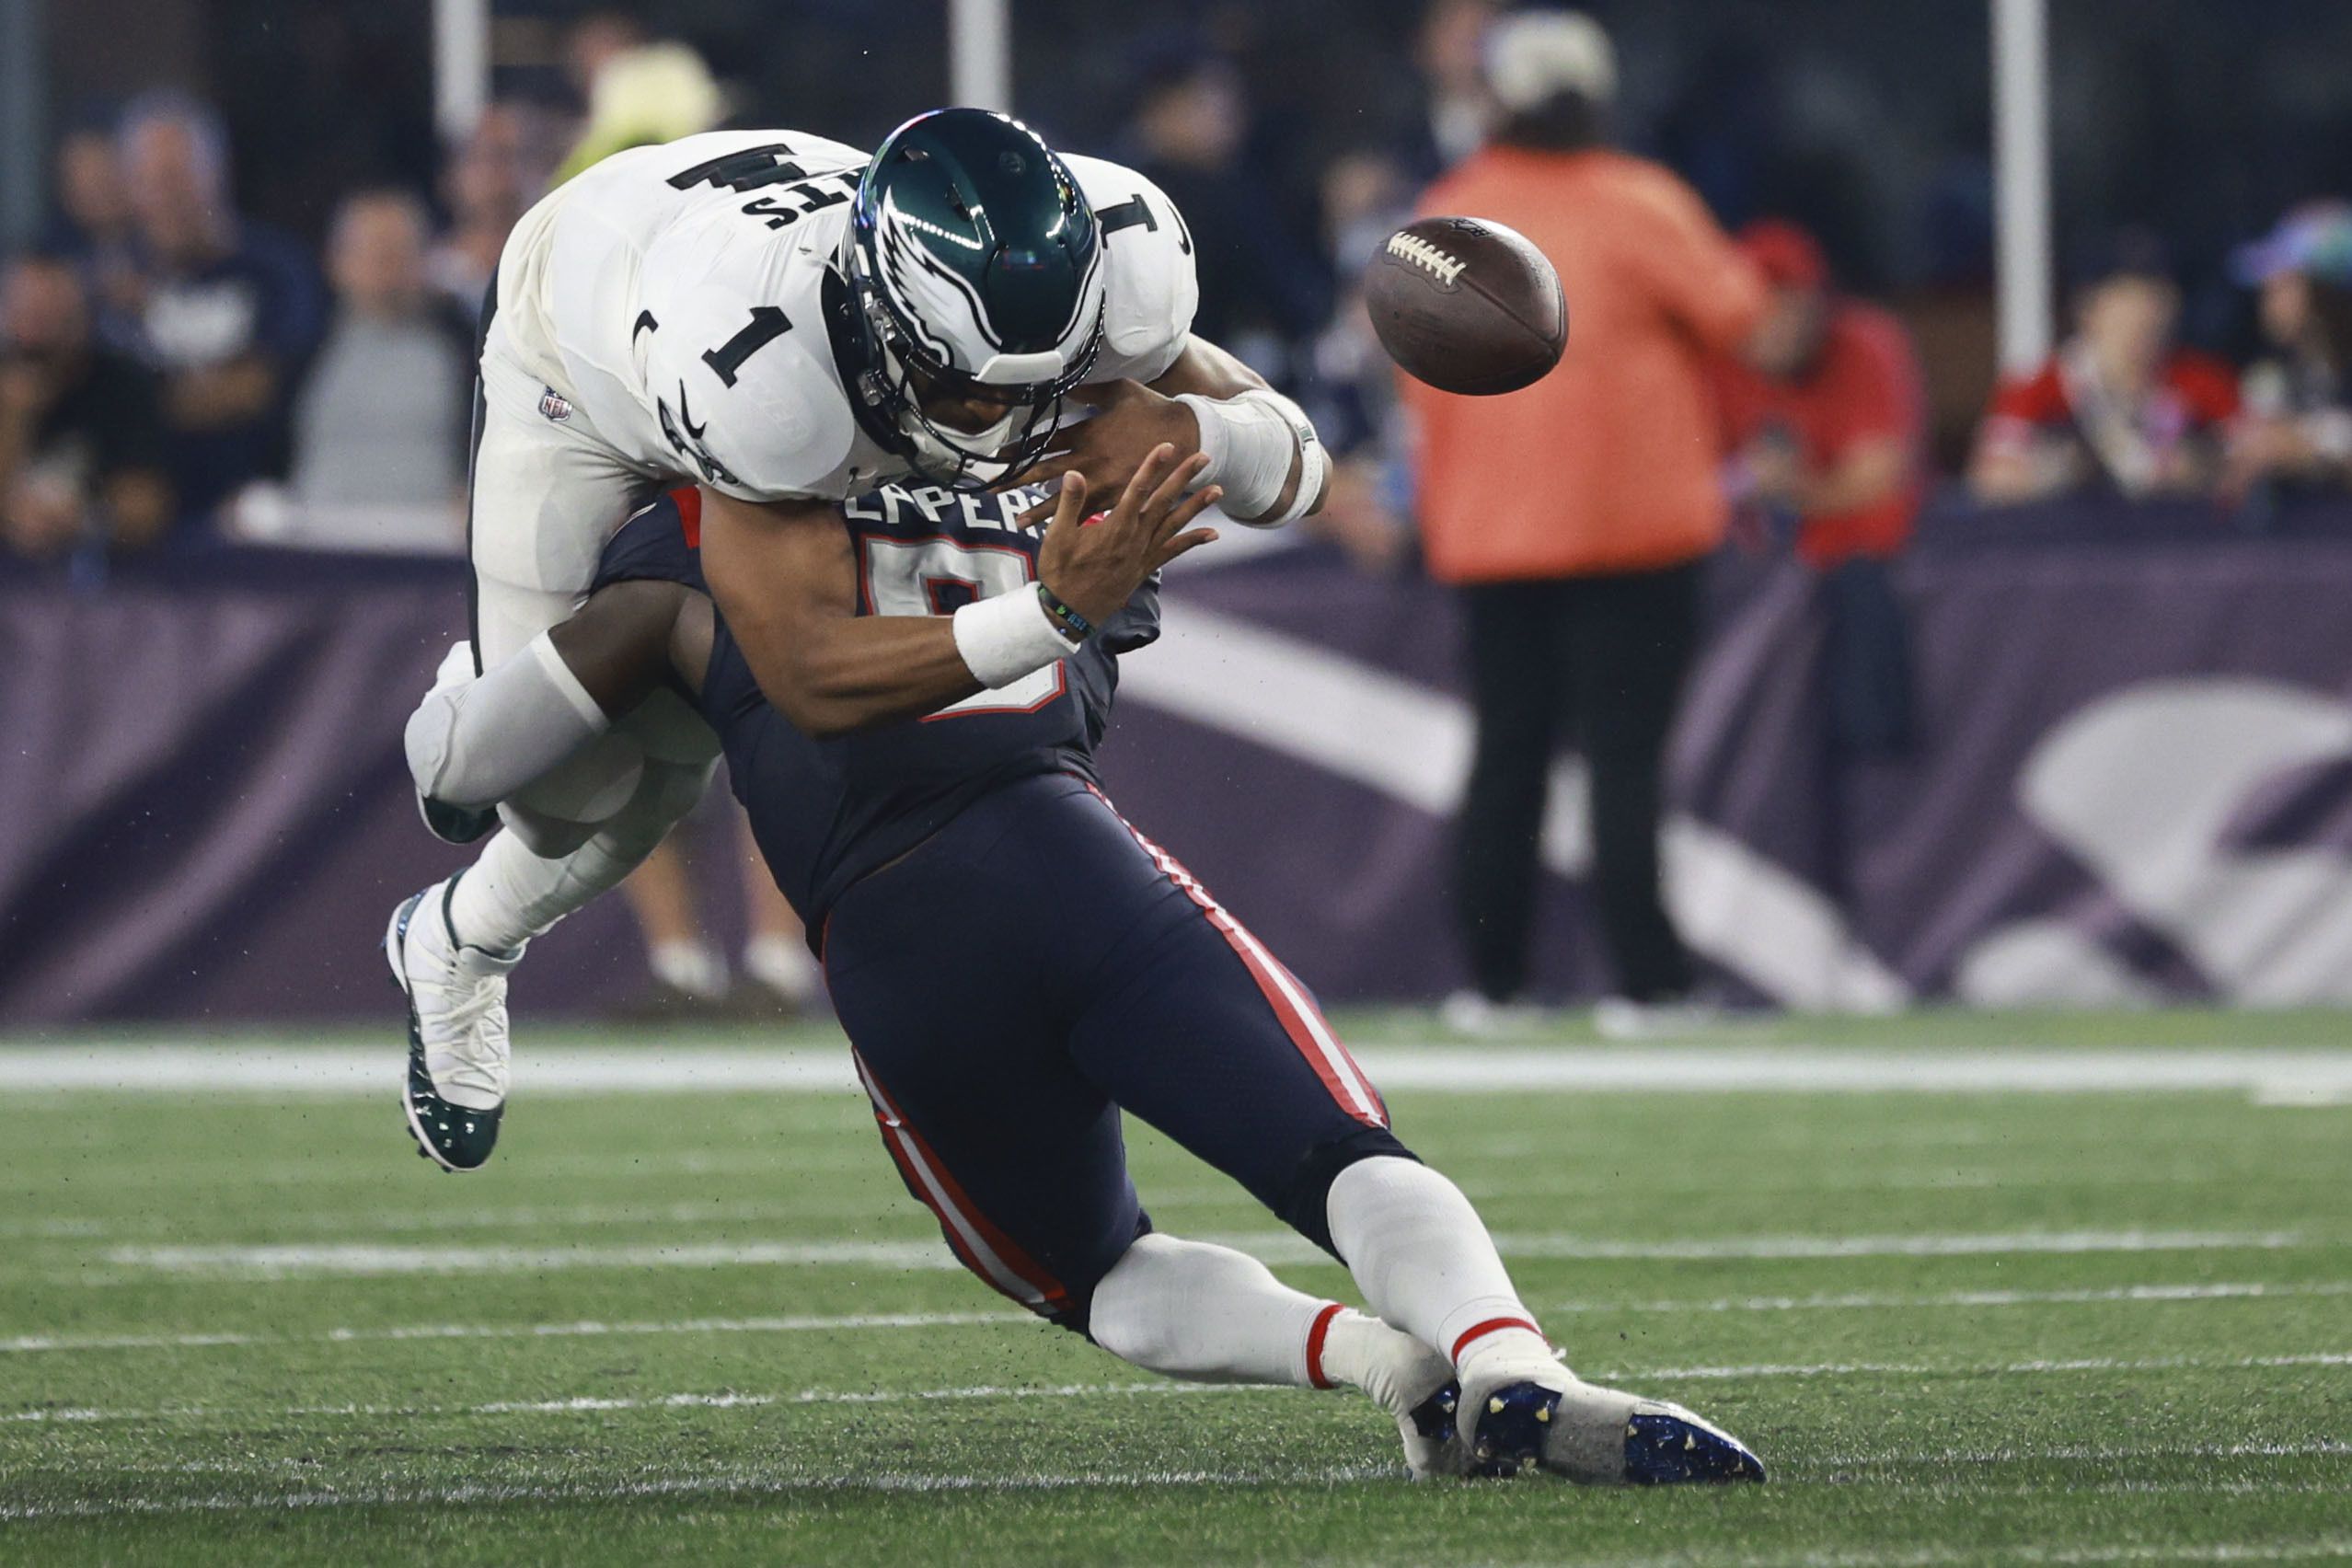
[[1035, 582, 1094, 644]]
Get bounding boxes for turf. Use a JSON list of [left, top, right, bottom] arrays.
[[3, 1008, 2348, 1566]]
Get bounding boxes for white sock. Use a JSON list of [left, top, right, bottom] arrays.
[[742, 932, 820, 1001], [1090, 1233, 1332, 1388], [446, 827, 641, 952], [1326, 1156, 1552, 1372], [650, 939, 727, 999]]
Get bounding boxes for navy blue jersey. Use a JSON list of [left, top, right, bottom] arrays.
[[593, 482, 1158, 929]]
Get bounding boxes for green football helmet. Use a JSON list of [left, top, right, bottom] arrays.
[[843, 108, 1107, 487]]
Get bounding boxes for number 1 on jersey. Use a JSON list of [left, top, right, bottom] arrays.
[[702, 307, 792, 387]]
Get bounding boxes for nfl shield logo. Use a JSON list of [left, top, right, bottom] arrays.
[[538, 387, 573, 422]]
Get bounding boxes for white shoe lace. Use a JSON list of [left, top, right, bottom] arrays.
[[417, 949, 511, 1107]]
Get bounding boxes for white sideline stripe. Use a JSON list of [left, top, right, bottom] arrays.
[[10, 1355, 2348, 1431], [18, 1279, 2349, 1356], [7, 1043, 2352, 1101], [91, 1228, 2312, 1279]]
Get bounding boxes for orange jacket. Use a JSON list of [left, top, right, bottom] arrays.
[[1401, 146, 1767, 583]]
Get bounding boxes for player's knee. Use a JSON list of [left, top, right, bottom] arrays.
[[496, 801, 598, 859], [506, 731, 646, 831], [1084, 1231, 1188, 1366], [1276, 1126, 1420, 1257], [1034, 1215, 1155, 1344], [591, 757, 715, 860]]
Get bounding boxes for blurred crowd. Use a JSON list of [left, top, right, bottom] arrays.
[[6, 0, 2352, 579]]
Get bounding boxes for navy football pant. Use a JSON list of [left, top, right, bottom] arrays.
[[822, 774, 1411, 1333]]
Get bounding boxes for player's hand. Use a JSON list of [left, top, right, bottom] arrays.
[[1037, 445, 1219, 626], [1005, 379, 1200, 525]]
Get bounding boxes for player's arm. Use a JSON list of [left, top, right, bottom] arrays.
[[1014, 337, 1329, 526], [699, 447, 1219, 740], [403, 581, 698, 812]]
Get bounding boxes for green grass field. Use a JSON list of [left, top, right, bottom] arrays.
[[4, 1009, 2349, 1565]]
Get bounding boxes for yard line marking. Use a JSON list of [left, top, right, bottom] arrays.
[[13, 1353, 2346, 1427], [88, 1227, 2314, 1280], [1541, 1280, 2352, 1315], [0, 1309, 1021, 1355], [0, 1462, 1411, 1521], [17, 1278, 2352, 1355], [1483, 1543, 2352, 1567], [7, 1043, 2352, 1101], [1631, 1352, 2352, 1381], [8, 1485, 2348, 1529]]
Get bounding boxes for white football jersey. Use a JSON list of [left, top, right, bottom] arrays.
[[496, 129, 1201, 504]]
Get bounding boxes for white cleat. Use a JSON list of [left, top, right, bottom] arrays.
[[1356, 1331, 1465, 1480], [1456, 1352, 1765, 1484], [386, 877, 521, 1172]]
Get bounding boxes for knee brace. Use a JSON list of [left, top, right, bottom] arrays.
[[1276, 1126, 1420, 1257]]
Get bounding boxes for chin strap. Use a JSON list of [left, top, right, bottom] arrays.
[[1177, 387, 1329, 527]]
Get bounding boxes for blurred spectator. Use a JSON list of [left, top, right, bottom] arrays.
[[1712, 220, 1928, 570], [556, 10, 727, 183], [620, 818, 822, 1016], [432, 106, 543, 313], [1124, 44, 1328, 361], [1303, 150, 1415, 572], [1401, 0, 1501, 181], [42, 123, 142, 327], [116, 92, 324, 524], [286, 191, 473, 530], [1713, 221, 1925, 767], [2225, 203, 2352, 499], [0, 254, 172, 562], [1968, 233, 2238, 504], [1398, 10, 1770, 1034]]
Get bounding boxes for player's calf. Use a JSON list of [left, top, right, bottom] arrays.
[[1088, 1232, 1463, 1479]]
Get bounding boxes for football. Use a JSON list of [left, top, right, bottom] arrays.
[[1366, 215, 1567, 395]]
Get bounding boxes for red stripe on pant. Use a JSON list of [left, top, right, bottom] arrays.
[[1079, 782, 1388, 1129], [855, 1050, 1072, 1317]]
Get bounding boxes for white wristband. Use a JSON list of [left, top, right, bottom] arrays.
[[952, 585, 1078, 689], [1177, 388, 1326, 527]]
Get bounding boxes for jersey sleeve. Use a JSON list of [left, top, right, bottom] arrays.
[[594, 490, 709, 594], [1062, 155, 1200, 384], [636, 234, 859, 503]]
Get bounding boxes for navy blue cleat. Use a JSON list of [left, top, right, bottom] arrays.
[[1623, 1406, 1769, 1485], [1396, 1377, 1462, 1480], [386, 881, 519, 1173], [1465, 1379, 1559, 1478], [1459, 1369, 1765, 1485]]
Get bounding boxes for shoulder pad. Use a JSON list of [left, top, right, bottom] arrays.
[[1061, 154, 1199, 383], [639, 238, 857, 502]]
